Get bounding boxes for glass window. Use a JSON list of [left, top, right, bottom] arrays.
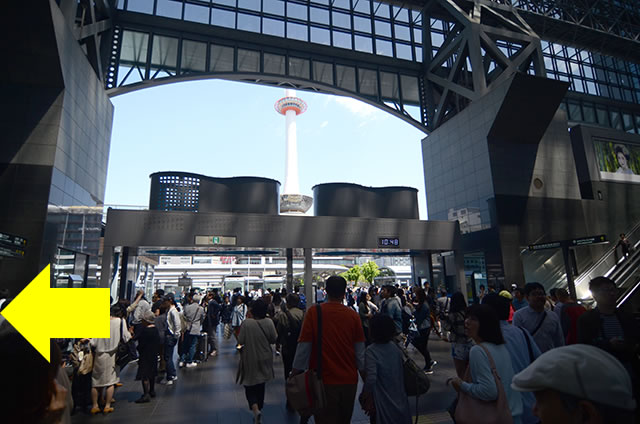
[[263, 0, 284, 15], [358, 68, 378, 96], [336, 64, 356, 91], [332, 0, 350, 10], [287, 2, 308, 20], [213, 0, 236, 6], [394, 23, 411, 41], [211, 8, 236, 28], [238, 0, 260, 11], [264, 53, 285, 74], [120, 30, 149, 63], [596, 106, 609, 126], [184, 3, 209, 23], [313, 61, 333, 85], [181, 40, 207, 73], [610, 110, 622, 129], [310, 7, 329, 24], [237, 49, 260, 72], [333, 30, 352, 49], [310, 26, 330, 45], [210, 44, 234, 72], [373, 2, 390, 18], [263, 17, 284, 37], [354, 35, 373, 53], [151, 35, 179, 69], [310, 0, 328, 5], [401, 75, 419, 103], [376, 38, 393, 56], [375, 20, 391, 37], [238, 13, 260, 32], [289, 57, 310, 79], [622, 113, 634, 133], [128, 0, 154, 14], [415, 45, 422, 62], [333, 11, 351, 29], [582, 103, 596, 123], [395, 42, 412, 60], [354, 16, 371, 33], [353, 0, 370, 14], [380, 71, 398, 98], [287, 22, 308, 41], [393, 6, 409, 23]]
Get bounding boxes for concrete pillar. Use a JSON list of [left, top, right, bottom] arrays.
[[304, 248, 313, 305]]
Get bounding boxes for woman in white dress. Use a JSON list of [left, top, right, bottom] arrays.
[[89, 305, 131, 414]]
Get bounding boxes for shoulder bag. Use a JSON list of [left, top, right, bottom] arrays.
[[454, 344, 513, 424], [115, 318, 137, 369], [285, 304, 326, 417]]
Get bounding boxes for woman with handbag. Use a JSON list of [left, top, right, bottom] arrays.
[[236, 299, 278, 424], [448, 304, 522, 424], [89, 305, 132, 415], [232, 295, 248, 349]]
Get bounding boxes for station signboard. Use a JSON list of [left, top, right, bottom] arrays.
[[0, 231, 27, 258]]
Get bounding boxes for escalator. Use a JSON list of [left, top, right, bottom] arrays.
[[615, 247, 640, 314], [572, 221, 640, 302]]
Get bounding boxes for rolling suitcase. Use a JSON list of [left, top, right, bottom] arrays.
[[194, 332, 208, 362]]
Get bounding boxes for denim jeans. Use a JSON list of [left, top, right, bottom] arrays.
[[180, 334, 198, 363], [164, 333, 178, 379]]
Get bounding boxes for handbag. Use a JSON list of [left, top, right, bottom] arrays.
[[454, 344, 513, 424], [115, 318, 137, 369], [285, 304, 326, 417], [223, 323, 232, 340]]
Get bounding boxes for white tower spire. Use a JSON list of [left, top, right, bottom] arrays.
[[274, 90, 313, 214]]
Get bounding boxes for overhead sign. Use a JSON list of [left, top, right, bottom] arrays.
[[194, 235, 237, 246], [0, 231, 27, 258], [570, 234, 607, 247], [178, 276, 192, 287], [528, 235, 607, 251]]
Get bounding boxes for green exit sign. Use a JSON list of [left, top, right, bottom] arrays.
[[194, 235, 237, 246]]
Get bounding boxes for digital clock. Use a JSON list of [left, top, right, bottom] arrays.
[[378, 237, 400, 247]]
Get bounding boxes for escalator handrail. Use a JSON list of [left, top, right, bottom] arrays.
[[574, 220, 640, 289]]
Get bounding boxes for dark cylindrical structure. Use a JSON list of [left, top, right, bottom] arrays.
[[149, 172, 281, 215], [312, 183, 419, 219]]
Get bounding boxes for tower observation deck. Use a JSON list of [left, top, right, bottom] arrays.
[[275, 90, 313, 214]]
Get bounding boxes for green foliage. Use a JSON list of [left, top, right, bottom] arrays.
[[341, 265, 363, 285], [361, 261, 381, 284]]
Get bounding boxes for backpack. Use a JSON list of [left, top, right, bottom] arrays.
[[561, 303, 587, 344]]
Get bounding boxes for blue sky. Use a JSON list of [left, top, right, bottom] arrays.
[[105, 79, 429, 218]]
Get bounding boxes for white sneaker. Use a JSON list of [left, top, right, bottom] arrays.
[[178, 361, 185, 368], [186, 362, 198, 368], [160, 379, 173, 385]]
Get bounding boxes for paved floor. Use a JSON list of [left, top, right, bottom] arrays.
[[71, 329, 456, 424]]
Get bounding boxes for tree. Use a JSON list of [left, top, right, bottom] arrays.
[[341, 265, 362, 285], [361, 261, 381, 285]]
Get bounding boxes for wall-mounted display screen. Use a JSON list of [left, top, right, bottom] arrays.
[[378, 237, 400, 247], [594, 139, 640, 183]]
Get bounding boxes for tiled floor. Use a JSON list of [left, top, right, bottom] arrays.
[[71, 330, 455, 424]]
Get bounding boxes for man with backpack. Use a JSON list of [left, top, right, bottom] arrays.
[[276, 293, 304, 410], [206, 292, 222, 357]]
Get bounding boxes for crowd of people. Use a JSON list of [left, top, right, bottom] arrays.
[[0, 274, 638, 424]]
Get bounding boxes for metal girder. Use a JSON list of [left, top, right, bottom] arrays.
[[106, 10, 429, 132], [387, 0, 640, 62], [423, 0, 545, 129]]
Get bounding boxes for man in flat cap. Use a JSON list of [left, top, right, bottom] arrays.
[[511, 344, 636, 423]]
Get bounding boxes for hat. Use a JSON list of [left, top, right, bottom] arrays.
[[511, 344, 636, 411], [142, 310, 156, 324], [498, 290, 513, 300]]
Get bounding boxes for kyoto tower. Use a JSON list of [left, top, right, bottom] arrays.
[[275, 89, 313, 214]]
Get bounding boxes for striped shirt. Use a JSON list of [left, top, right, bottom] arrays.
[[601, 314, 625, 340]]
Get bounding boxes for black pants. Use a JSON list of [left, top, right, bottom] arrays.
[[282, 350, 295, 380], [208, 324, 218, 353], [412, 327, 433, 366], [72, 372, 92, 411], [244, 383, 266, 410]]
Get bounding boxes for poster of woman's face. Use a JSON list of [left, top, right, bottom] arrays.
[[594, 139, 640, 183]]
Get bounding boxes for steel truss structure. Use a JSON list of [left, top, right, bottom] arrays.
[[61, 0, 639, 133]]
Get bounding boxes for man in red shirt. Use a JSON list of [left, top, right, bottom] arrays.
[[291, 275, 366, 424]]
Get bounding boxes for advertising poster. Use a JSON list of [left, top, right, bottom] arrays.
[[594, 139, 640, 183]]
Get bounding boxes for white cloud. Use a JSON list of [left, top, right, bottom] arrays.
[[333, 96, 380, 118], [320, 120, 329, 128]]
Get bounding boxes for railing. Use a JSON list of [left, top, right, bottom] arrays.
[[573, 220, 640, 298]]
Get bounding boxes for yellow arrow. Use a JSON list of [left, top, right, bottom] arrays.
[[0, 264, 111, 362]]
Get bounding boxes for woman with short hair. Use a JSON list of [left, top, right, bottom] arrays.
[[444, 292, 473, 378], [236, 299, 278, 424]]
